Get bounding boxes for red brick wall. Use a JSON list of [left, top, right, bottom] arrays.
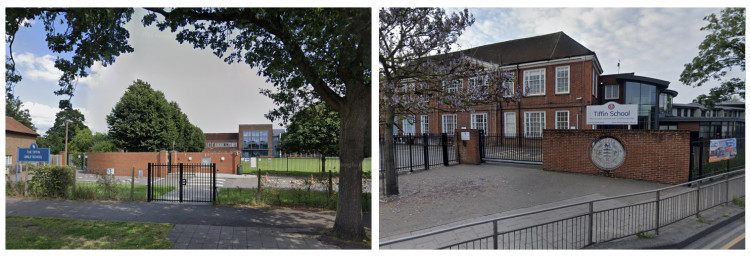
[[455, 129, 481, 164], [87, 151, 240, 177], [543, 129, 691, 184]]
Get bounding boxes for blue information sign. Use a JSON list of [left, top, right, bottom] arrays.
[[17, 143, 51, 163]]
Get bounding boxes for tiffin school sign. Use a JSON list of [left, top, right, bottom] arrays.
[[586, 102, 638, 125]]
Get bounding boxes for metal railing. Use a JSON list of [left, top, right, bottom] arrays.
[[379, 133, 457, 174], [689, 137, 745, 180], [480, 133, 543, 164], [380, 169, 745, 249]]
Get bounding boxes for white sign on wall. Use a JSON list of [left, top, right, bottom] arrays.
[[250, 157, 257, 168], [461, 132, 470, 141], [586, 102, 638, 125]]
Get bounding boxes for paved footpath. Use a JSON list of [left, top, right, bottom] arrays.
[[6, 198, 342, 249]]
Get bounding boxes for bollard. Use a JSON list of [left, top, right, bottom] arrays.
[[130, 167, 135, 201]]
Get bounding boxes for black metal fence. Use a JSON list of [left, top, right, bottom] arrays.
[[380, 169, 745, 249], [379, 133, 458, 174], [480, 132, 543, 164], [147, 163, 216, 203], [689, 137, 744, 181]]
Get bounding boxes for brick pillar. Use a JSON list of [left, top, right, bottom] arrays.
[[455, 129, 481, 165]]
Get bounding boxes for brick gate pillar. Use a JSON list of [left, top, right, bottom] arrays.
[[455, 129, 481, 165]]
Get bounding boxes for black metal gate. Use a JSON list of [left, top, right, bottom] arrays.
[[480, 131, 543, 164], [147, 163, 217, 203]]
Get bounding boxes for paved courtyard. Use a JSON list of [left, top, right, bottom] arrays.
[[379, 162, 672, 245]]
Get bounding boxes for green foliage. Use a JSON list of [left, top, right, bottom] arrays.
[[216, 187, 371, 212], [6, 8, 135, 109], [29, 165, 75, 198], [5, 96, 37, 132], [680, 8, 745, 106], [5, 216, 174, 249], [6, 181, 28, 197], [70, 127, 118, 152], [278, 103, 340, 157], [636, 232, 655, 239], [731, 196, 745, 208], [106, 79, 205, 152], [36, 108, 88, 154]]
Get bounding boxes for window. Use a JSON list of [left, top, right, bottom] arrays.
[[468, 76, 489, 89], [555, 111, 569, 129], [420, 115, 429, 134], [504, 112, 516, 137], [555, 66, 569, 94], [443, 80, 461, 93], [402, 82, 415, 93], [524, 111, 545, 138], [402, 116, 416, 135], [592, 69, 598, 96], [604, 85, 619, 99], [242, 130, 269, 157], [5, 155, 11, 166], [523, 69, 545, 96], [503, 81, 514, 97], [442, 114, 457, 135], [471, 113, 487, 133]]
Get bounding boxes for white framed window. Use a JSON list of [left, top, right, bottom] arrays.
[[503, 81, 514, 97], [604, 85, 619, 99], [524, 111, 545, 138], [402, 82, 415, 93], [402, 116, 416, 135], [393, 117, 399, 135], [469, 76, 489, 89], [504, 112, 516, 137], [592, 69, 598, 96], [6, 155, 12, 166], [420, 115, 429, 134], [524, 69, 545, 96], [555, 66, 570, 94], [555, 111, 569, 129], [471, 113, 488, 133], [442, 114, 457, 135], [443, 80, 461, 93]]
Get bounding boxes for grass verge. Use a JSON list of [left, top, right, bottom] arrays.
[[216, 187, 371, 212], [5, 216, 173, 249], [241, 157, 372, 178], [72, 183, 175, 201]]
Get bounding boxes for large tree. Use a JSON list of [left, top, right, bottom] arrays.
[[380, 8, 515, 196], [37, 108, 88, 154], [277, 102, 340, 173], [5, 8, 134, 110], [5, 96, 36, 132], [106, 79, 204, 152], [143, 8, 370, 240], [6, 8, 370, 241], [69, 127, 118, 153], [680, 7, 745, 107]]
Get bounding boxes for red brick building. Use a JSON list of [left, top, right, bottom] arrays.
[[395, 32, 603, 137], [5, 116, 39, 169]]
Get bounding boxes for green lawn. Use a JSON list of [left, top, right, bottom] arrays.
[[73, 183, 175, 201], [5, 216, 174, 249], [241, 157, 372, 177], [216, 187, 371, 212]]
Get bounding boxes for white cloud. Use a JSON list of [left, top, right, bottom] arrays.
[[14, 52, 63, 82], [21, 101, 57, 133], [21, 101, 96, 134]]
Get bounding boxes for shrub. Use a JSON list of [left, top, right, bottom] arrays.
[[29, 165, 75, 198], [6, 181, 28, 197]]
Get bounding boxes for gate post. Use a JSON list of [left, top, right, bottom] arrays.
[[147, 163, 152, 202], [212, 163, 217, 202], [423, 133, 429, 170], [479, 129, 485, 162], [441, 133, 449, 166], [179, 163, 184, 203], [408, 134, 414, 173]]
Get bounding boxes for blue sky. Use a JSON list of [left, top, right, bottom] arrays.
[[7, 8, 281, 134], [449, 7, 744, 107], [4, 5, 747, 136]]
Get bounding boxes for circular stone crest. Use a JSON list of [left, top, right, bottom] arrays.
[[590, 137, 626, 170]]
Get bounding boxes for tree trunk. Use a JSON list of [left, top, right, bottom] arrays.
[[321, 154, 326, 175], [332, 82, 368, 241], [383, 105, 399, 196]]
